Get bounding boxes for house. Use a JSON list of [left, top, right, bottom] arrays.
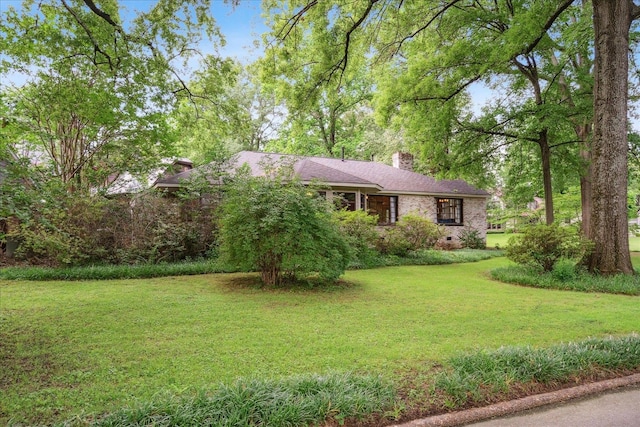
[[155, 151, 490, 244], [103, 158, 194, 195]]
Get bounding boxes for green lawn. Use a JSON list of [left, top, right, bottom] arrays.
[[485, 232, 513, 249], [2, 257, 640, 424], [488, 232, 640, 252]]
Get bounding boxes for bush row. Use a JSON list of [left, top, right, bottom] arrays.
[[3, 190, 218, 267]]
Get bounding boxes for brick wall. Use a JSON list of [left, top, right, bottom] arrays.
[[397, 195, 487, 245]]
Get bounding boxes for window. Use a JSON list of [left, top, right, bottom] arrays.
[[368, 195, 398, 225], [335, 192, 356, 211], [437, 198, 463, 225]]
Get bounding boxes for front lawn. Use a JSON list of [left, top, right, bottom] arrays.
[[487, 232, 640, 252], [2, 257, 639, 425]]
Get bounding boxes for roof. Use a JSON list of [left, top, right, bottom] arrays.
[[105, 158, 193, 195], [155, 151, 489, 197]]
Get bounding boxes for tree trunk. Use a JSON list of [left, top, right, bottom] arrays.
[[586, 0, 634, 275], [578, 125, 593, 237], [539, 130, 554, 225]]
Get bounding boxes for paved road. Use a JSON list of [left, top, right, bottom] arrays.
[[465, 385, 640, 427]]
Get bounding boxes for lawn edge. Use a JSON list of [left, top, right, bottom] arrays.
[[391, 373, 640, 427]]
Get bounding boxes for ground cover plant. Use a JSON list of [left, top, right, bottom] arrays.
[[0, 250, 502, 281], [2, 257, 640, 425], [491, 256, 640, 295]]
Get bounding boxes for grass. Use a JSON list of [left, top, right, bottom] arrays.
[[93, 372, 395, 427], [490, 254, 640, 295], [434, 334, 640, 408], [487, 232, 640, 252], [2, 257, 640, 425], [485, 232, 515, 249], [0, 259, 232, 281], [0, 249, 502, 281]]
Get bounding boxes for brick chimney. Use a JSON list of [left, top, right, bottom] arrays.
[[392, 152, 413, 171]]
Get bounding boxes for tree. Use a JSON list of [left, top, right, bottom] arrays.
[[584, 0, 639, 274], [174, 63, 284, 164], [219, 162, 350, 286], [0, 0, 230, 190], [260, 1, 374, 158]]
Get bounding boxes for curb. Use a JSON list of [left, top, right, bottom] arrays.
[[391, 373, 640, 427]]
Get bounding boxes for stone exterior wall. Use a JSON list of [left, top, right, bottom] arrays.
[[397, 195, 487, 245]]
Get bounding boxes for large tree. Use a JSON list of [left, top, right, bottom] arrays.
[[585, 0, 639, 274]]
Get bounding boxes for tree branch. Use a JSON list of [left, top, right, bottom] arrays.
[[61, 0, 114, 71], [404, 75, 481, 103], [517, 0, 574, 58], [276, 0, 318, 41], [631, 1, 640, 20]]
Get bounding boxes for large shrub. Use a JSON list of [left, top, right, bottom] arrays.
[[505, 224, 593, 272], [7, 185, 218, 266], [219, 165, 350, 286]]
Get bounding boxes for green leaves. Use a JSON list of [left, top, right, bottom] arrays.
[[219, 163, 351, 286]]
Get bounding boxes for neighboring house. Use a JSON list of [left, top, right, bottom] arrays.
[[104, 158, 193, 196], [155, 151, 490, 244]]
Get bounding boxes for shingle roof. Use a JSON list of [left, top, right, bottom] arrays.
[[155, 151, 489, 197]]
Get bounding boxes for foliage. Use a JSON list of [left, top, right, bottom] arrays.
[[377, 214, 446, 256], [0, 259, 230, 281], [92, 372, 395, 427], [459, 226, 486, 249], [173, 63, 282, 164], [219, 164, 351, 286], [505, 224, 593, 272], [396, 213, 446, 250], [0, 0, 230, 191], [0, 249, 502, 281], [435, 334, 640, 407], [375, 227, 412, 257], [491, 264, 640, 295], [260, 1, 374, 158], [4, 184, 219, 266], [333, 209, 381, 267]]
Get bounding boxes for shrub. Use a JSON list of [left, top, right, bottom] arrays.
[[219, 164, 351, 286], [376, 214, 446, 256], [8, 186, 219, 266], [551, 259, 578, 282], [376, 227, 412, 257], [505, 224, 592, 272], [459, 225, 486, 249], [92, 372, 395, 427], [395, 213, 446, 250], [334, 210, 380, 266]]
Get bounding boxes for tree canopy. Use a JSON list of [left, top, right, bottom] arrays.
[[0, 0, 232, 190]]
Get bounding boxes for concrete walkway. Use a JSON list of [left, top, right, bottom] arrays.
[[466, 385, 640, 427]]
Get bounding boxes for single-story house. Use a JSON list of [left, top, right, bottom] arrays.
[[155, 151, 490, 244]]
